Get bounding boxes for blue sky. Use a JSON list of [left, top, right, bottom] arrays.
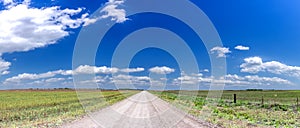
[[1, 0, 300, 90]]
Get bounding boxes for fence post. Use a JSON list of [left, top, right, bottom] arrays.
[[233, 94, 236, 103], [297, 97, 299, 108], [261, 96, 264, 106]]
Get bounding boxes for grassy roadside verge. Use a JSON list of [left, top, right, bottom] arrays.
[[0, 90, 139, 127], [150, 91, 300, 128]]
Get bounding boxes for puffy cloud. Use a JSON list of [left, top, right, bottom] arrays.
[[2, 65, 146, 85], [120, 67, 144, 73], [202, 69, 209, 72], [0, 0, 97, 75], [2, 67, 293, 88], [22, 77, 69, 86], [173, 73, 292, 86], [234, 45, 250, 51], [76, 74, 151, 86], [0, 3, 95, 54], [210, 46, 231, 58], [111, 74, 150, 85], [0, 0, 13, 5], [100, 0, 128, 23], [225, 74, 292, 85], [82, 16, 99, 26], [240, 57, 300, 77], [3, 64, 293, 88], [240, 56, 264, 73], [3, 70, 67, 83], [149, 66, 175, 74], [0, 58, 11, 75], [74, 65, 118, 74], [3, 65, 145, 84], [45, 77, 65, 83], [173, 73, 211, 85], [135, 76, 151, 81], [0, 0, 18, 8], [74, 66, 145, 74]]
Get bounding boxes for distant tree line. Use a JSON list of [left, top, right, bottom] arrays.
[[246, 89, 263, 91]]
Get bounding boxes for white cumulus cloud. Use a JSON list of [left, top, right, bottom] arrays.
[[111, 74, 150, 85], [210, 46, 231, 58], [45, 77, 65, 83], [235, 45, 250, 51], [100, 0, 128, 23], [2, 65, 147, 85], [2, 65, 294, 88], [225, 74, 292, 85], [0, 3, 94, 54], [240, 56, 264, 73], [0, 0, 13, 5], [120, 67, 144, 73], [149, 66, 175, 74], [0, 58, 11, 75], [3, 70, 68, 83], [0, 0, 97, 75], [173, 73, 292, 86], [74, 65, 119, 74], [240, 56, 300, 77]]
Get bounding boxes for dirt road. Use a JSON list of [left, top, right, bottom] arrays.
[[61, 91, 217, 128]]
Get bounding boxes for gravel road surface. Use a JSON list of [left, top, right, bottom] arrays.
[[61, 91, 218, 128]]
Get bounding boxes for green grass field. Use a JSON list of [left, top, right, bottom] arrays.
[[0, 90, 139, 128], [151, 90, 300, 128], [2, 90, 299, 127]]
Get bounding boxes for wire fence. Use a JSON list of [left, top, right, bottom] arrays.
[[157, 90, 300, 108], [194, 94, 300, 110]]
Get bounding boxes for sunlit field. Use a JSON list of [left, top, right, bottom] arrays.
[[151, 90, 300, 127], [0, 89, 139, 127]]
